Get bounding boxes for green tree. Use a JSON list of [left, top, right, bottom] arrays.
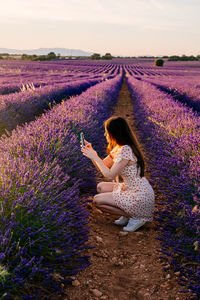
[[91, 53, 101, 60], [21, 54, 29, 60], [187, 55, 198, 61], [154, 58, 164, 67], [47, 52, 57, 59], [31, 55, 38, 61], [102, 53, 112, 60], [168, 56, 180, 61]]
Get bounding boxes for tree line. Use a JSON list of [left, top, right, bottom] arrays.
[[165, 54, 200, 61], [0, 52, 200, 62], [90, 53, 113, 60]]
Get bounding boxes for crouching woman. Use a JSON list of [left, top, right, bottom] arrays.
[[81, 116, 155, 232]]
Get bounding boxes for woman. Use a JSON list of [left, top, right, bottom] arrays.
[[81, 116, 155, 232]]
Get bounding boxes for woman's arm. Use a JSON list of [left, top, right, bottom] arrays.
[[81, 147, 128, 181], [94, 156, 128, 181], [103, 154, 114, 168], [91, 159, 101, 172], [83, 140, 100, 171], [91, 155, 113, 172], [82, 139, 113, 170]]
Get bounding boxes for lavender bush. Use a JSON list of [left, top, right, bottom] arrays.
[[126, 75, 200, 297], [0, 59, 121, 137], [0, 78, 102, 136], [0, 72, 122, 298], [141, 77, 200, 112]]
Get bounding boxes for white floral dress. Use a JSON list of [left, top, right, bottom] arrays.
[[111, 145, 155, 222]]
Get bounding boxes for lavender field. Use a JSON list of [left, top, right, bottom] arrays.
[[0, 59, 199, 298]]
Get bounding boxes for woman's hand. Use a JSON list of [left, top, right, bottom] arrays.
[[84, 139, 92, 149], [81, 146, 99, 161]]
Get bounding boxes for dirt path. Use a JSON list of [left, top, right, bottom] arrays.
[[64, 77, 192, 300]]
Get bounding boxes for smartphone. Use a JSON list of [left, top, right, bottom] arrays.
[[80, 132, 85, 147]]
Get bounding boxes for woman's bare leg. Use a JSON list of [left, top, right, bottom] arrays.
[[97, 204, 130, 216], [93, 192, 130, 217], [97, 182, 116, 193]]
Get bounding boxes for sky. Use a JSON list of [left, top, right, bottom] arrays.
[[1, 0, 200, 56]]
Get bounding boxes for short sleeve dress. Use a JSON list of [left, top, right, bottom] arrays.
[[110, 145, 155, 222]]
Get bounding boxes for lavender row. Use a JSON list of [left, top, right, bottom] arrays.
[[124, 61, 200, 78], [0, 68, 114, 87], [124, 65, 165, 76], [140, 76, 200, 113], [0, 72, 123, 298], [0, 67, 118, 97], [0, 73, 103, 96], [0, 60, 118, 78], [126, 76, 200, 297], [0, 78, 103, 136], [124, 64, 179, 77]]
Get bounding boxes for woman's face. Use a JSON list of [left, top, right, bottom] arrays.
[[104, 128, 115, 144], [104, 129, 111, 143]]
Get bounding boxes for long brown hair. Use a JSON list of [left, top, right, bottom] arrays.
[[104, 116, 145, 177]]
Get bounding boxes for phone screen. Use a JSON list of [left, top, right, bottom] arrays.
[[80, 132, 84, 146]]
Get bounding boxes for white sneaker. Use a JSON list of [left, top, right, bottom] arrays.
[[114, 216, 129, 226], [123, 218, 146, 232]]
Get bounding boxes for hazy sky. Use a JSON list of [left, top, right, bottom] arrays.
[[1, 0, 200, 56]]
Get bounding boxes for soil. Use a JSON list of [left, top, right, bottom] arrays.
[[64, 77, 194, 300]]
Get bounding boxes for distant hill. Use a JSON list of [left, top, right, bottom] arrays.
[[0, 47, 93, 56]]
